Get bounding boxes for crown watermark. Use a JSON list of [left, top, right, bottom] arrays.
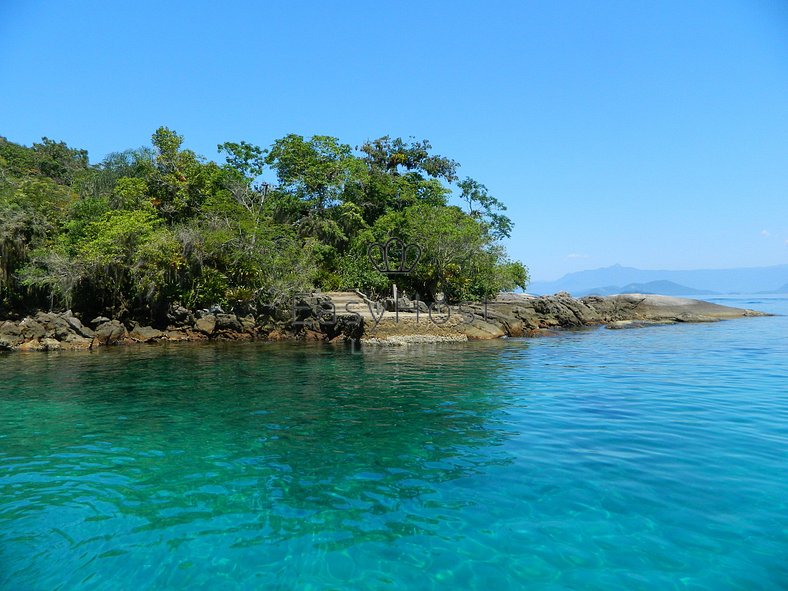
[[367, 237, 422, 275], [292, 236, 490, 336]]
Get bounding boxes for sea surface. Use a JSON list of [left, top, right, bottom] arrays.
[[1, 296, 787, 590]]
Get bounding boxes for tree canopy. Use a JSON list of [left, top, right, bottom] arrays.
[[0, 129, 528, 322]]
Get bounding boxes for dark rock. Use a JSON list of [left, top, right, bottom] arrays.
[[292, 295, 333, 324], [238, 315, 257, 332], [41, 338, 62, 351], [65, 316, 94, 338], [0, 321, 23, 349], [19, 318, 46, 340], [322, 314, 364, 341], [383, 297, 428, 313], [194, 315, 216, 335], [90, 316, 110, 327], [167, 303, 194, 327], [93, 320, 128, 346], [35, 312, 73, 340], [215, 313, 242, 332], [129, 323, 164, 342]]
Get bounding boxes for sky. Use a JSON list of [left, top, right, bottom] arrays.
[[1, 1, 787, 281]]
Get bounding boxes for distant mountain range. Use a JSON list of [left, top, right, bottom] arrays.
[[761, 282, 788, 295], [529, 264, 788, 296], [577, 280, 716, 297]]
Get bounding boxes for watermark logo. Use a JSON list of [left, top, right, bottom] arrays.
[[366, 236, 421, 275], [293, 236, 489, 330]]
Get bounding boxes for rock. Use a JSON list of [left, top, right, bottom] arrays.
[[267, 329, 290, 341], [220, 331, 252, 341], [93, 320, 128, 346], [63, 337, 92, 350], [90, 316, 110, 327], [19, 318, 46, 340], [583, 294, 765, 323], [0, 321, 23, 348], [303, 329, 325, 341], [167, 303, 193, 325], [238, 315, 257, 332], [194, 315, 216, 335], [41, 338, 62, 351], [461, 318, 507, 340], [65, 315, 94, 338], [129, 324, 164, 342], [383, 296, 428, 313], [185, 330, 209, 341], [18, 339, 45, 352], [35, 312, 73, 340], [321, 313, 364, 341], [165, 330, 191, 341], [215, 313, 242, 332], [362, 334, 468, 345]]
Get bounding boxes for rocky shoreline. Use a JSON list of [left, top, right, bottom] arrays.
[[0, 292, 769, 352]]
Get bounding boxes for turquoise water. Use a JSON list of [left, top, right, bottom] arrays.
[[1, 296, 787, 590]]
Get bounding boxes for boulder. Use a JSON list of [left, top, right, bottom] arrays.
[[194, 315, 216, 335], [215, 313, 242, 332], [93, 320, 128, 346], [166, 330, 191, 341], [19, 318, 46, 340], [18, 339, 46, 352], [0, 321, 23, 349], [129, 324, 164, 342], [383, 296, 428, 313], [63, 336, 92, 350], [238, 315, 257, 332], [34, 312, 73, 340], [65, 315, 94, 338], [90, 316, 110, 327], [461, 318, 507, 340], [167, 303, 194, 326], [41, 338, 62, 351]]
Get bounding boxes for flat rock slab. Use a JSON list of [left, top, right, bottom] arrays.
[[583, 294, 768, 322]]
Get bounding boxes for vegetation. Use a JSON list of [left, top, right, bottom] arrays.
[[0, 129, 528, 323]]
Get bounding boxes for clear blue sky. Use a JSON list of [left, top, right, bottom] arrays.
[[2, 0, 787, 281]]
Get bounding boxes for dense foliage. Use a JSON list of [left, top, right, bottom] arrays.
[[0, 129, 528, 322]]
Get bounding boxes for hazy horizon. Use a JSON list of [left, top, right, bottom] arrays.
[[533, 261, 788, 283]]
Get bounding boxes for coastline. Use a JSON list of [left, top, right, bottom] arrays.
[[0, 292, 770, 352]]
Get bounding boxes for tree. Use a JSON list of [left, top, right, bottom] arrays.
[[347, 136, 457, 224], [31, 137, 89, 185], [365, 204, 528, 302], [148, 126, 218, 221], [457, 177, 512, 240], [0, 128, 529, 322]]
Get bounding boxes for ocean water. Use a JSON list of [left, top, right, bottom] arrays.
[[1, 296, 786, 590]]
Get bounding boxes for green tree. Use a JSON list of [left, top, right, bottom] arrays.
[[31, 137, 89, 185], [457, 177, 513, 239], [366, 204, 527, 302]]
